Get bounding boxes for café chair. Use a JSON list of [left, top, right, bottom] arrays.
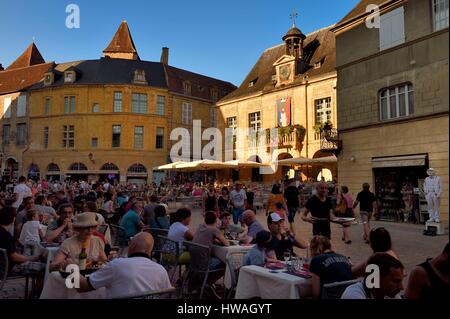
[[142, 228, 169, 261], [112, 287, 176, 299], [109, 224, 128, 256], [225, 251, 246, 299], [182, 241, 225, 299], [321, 279, 361, 299], [157, 235, 182, 283]]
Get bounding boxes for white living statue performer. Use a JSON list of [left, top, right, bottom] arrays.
[[423, 168, 442, 223]]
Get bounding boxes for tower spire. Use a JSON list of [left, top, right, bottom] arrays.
[[103, 21, 139, 60]]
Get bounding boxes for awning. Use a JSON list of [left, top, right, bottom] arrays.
[[372, 154, 427, 168]]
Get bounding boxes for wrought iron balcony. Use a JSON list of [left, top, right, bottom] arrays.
[[320, 128, 342, 154]]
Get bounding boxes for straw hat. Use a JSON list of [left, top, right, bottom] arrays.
[[73, 212, 98, 228]]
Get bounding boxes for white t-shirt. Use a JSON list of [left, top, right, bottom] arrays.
[[19, 220, 41, 244], [88, 256, 171, 298], [12, 183, 32, 208], [341, 281, 402, 299], [230, 189, 247, 208], [168, 222, 189, 248]]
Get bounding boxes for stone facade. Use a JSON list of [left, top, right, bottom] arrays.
[[334, 0, 449, 223]]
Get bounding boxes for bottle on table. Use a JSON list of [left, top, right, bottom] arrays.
[[79, 242, 88, 275]]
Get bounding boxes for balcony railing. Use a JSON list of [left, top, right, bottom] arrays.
[[320, 128, 342, 153]]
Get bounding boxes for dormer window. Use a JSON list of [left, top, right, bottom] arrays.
[[248, 78, 258, 87], [133, 69, 147, 84], [44, 72, 54, 86], [64, 71, 75, 83], [183, 81, 191, 95], [210, 88, 218, 101], [314, 58, 325, 69]]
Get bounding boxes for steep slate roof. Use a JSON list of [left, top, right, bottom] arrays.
[[103, 21, 139, 57], [333, 0, 397, 30], [165, 65, 236, 100], [29, 58, 236, 101], [30, 58, 167, 89], [219, 25, 336, 103], [0, 62, 54, 95], [6, 42, 46, 70]]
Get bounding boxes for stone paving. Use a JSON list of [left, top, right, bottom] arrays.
[[1, 207, 448, 299]]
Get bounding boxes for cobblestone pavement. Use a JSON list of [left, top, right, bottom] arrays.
[[2, 207, 448, 299]]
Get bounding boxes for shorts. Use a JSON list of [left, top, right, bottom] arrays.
[[360, 211, 372, 223], [287, 206, 299, 223]]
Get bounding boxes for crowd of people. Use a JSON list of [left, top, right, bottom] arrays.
[[0, 175, 448, 300]]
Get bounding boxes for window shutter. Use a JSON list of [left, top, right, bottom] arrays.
[[17, 95, 27, 117], [3, 97, 12, 118], [380, 7, 405, 51]]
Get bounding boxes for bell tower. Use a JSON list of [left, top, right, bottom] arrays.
[[282, 11, 306, 61]]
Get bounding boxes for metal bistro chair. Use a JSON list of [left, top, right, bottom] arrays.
[[321, 279, 361, 299], [109, 224, 128, 256], [157, 235, 181, 284], [225, 251, 246, 299], [112, 287, 176, 299], [142, 228, 169, 261], [182, 241, 225, 299], [0, 248, 8, 292]]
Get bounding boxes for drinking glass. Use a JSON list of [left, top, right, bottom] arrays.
[[283, 251, 291, 269]]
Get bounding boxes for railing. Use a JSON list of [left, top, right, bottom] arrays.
[[320, 128, 342, 153]]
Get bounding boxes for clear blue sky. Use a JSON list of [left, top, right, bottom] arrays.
[[0, 0, 359, 86]]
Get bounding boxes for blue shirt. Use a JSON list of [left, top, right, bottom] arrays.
[[149, 216, 170, 230], [120, 209, 141, 238], [243, 246, 266, 266], [117, 196, 128, 207]]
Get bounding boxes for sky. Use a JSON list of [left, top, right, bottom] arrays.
[[0, 0, 359, 86]]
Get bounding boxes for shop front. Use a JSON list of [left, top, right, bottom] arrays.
[[372, 154, 429, 224]]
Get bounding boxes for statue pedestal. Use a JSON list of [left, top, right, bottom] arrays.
[[425, 221, 444, 235]]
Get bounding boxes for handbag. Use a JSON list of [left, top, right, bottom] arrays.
[[335, 195, 347, 216]]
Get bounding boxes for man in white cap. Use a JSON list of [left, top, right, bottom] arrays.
[[424, 168, 442, 223]]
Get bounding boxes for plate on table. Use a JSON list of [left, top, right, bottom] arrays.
[[332, 217, 355, 223], [229, 240, 240, 246]]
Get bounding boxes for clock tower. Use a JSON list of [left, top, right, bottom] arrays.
[[274, 13, 306, 87]]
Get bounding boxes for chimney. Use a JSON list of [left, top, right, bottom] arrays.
[[160, 47, 169, 65]]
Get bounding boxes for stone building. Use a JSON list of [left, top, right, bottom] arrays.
[[216, 21, 338, 183], [2, 21, 235, 184], [332, 0, 449, 223], [0, 43, 53, 182]]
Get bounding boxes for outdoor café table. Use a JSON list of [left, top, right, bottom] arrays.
[[40, 271, 107, 299], [211, 244, 253, 289], [234, 265, 312, 299]]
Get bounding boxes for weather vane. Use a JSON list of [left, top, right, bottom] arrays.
[[290, 10, 298, 26]]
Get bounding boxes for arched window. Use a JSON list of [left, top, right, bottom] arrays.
[[100, 163, 119, 171], [379, 83, 414, 120], [127, 163, 147, 173], [47, 163, 60, 172], [69, 162, 88, 171]]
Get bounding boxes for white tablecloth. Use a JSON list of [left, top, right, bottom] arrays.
[[44, 247, 60, 282], [234, 265, 311, 299], [40, 271, 107, 299], [211, 244, 253, 289]]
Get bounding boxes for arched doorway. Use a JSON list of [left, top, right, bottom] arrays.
[[248, 155, 263, 182], [67, 162, 88, 182], [99, 162, 119, 183], [46, 163, 61, 181], [127, 163, 148, 185], [277, 153, 293, 182], [28, 163, 40, 181], [312, 151, 337, 182]]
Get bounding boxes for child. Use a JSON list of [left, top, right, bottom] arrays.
[[274, 202, 287, 232], [243, 230, 277, 266], [19, 210, 45, 256]]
